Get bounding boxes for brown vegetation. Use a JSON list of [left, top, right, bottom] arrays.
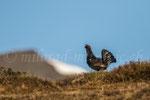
[[0, 61, 150, 100]]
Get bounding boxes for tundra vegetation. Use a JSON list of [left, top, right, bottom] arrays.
[[0, 61, 150, 100]]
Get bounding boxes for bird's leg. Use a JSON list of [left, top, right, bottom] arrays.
[[98, 67, 106, 72], [98, 69, 105, 72]]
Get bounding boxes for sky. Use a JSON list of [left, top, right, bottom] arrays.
[[0, 0, 150, 71]]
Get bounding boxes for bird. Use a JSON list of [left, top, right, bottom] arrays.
[[85, 44, 116, 71]]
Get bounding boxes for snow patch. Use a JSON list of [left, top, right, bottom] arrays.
[[48, 59, 87, 75]]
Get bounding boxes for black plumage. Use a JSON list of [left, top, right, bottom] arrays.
[[85, 44, 116, 71]]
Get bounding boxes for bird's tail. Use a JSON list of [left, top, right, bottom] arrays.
[[102, 49, 117, 65]]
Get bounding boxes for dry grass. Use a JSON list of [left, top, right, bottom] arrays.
[[0, 61, 150, 100]]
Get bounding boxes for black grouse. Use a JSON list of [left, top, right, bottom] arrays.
[[85, 44, 116, 71]]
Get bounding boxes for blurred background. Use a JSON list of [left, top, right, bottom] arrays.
[[0, 0, 150, 71]]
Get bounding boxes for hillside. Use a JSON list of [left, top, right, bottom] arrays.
[[0, 61, 150, 100], [0, 50, 86, 80]]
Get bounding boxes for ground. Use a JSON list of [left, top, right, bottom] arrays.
[[0, 61, 150, 100]]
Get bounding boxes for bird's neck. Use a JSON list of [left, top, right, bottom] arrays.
[[86, 48, 95, 58]]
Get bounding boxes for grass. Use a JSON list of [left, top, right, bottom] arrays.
[[0, 61, 150, 99]]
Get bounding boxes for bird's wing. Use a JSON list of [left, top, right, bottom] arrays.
[[92, 58, 105, 67], [101, 49, 114, 65]]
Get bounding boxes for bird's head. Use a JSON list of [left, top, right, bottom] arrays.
[[85, 44, 91, 49]]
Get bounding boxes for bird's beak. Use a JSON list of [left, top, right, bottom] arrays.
[[85, 45, 87, 48]]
